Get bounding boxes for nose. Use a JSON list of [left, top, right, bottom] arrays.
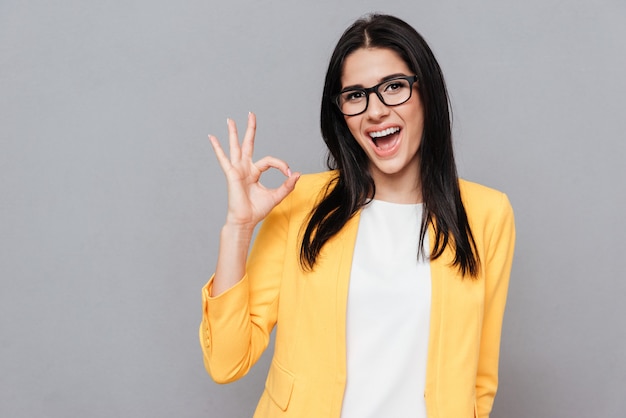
[[365, 91, 389, 119]]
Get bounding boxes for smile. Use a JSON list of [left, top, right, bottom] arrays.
[[369, 126, 400, 139], [364, 126, 402, 155]]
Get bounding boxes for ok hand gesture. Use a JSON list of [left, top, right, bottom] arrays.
[[209, 112, 300, 231]]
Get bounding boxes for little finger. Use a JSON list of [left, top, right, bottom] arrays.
[[208, 135, 232, 171]]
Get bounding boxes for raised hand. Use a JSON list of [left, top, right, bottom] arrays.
[[209, 112, 300, 231]]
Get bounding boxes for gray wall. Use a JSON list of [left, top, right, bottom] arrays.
[[1, 0, 625, 417]]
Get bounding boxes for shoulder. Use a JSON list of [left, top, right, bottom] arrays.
[[289, 170, 338, 204], [294, 171, 338, 191], [270, 170, 338, 219], [459, 179, 514, 228], [459, 179, 511, 210]]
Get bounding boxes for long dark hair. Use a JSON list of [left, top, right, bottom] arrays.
[[300, 14, 480, 277]]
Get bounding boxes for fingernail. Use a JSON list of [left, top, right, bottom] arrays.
[[287, 168, 292, 176], [226, 118, 230, 125]]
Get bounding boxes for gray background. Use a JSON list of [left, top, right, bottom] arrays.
[[1, 0, 625, 417]]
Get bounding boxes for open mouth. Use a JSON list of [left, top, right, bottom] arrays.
[[369, 127, 401, 150]]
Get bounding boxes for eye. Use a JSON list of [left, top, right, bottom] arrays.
[[342, 90, 365, 102], [382, 79, 409, 94]]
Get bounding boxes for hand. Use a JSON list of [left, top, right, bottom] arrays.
[[209, 112, 300, 230]]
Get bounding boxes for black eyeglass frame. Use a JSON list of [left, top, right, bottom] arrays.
[[333, 75, 419, 116]]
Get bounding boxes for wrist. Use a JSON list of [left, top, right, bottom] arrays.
[[221, 222, 255, 241]]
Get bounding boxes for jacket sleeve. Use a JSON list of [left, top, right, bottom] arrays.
[[475, 192, 516, 417], [199, 193, 293, 384]]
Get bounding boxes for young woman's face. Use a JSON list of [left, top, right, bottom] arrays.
[[340, 47, 424, 192]]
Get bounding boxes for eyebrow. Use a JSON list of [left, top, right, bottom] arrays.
[[341, 73, 409, 92]]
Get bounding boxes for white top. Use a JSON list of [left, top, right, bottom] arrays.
[[341, 200, 431, 418]]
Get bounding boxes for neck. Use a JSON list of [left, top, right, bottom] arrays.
[[370, 170, 422, 204]]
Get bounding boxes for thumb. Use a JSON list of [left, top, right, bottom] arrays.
[[271, 172, 301, 203]]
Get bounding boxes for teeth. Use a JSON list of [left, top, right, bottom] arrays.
[[369, 127, 400, 139]]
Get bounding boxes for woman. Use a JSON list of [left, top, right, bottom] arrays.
[[200, 14, 515, 418]]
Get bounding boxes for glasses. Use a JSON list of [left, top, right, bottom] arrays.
[[333, 75, 418, 116]]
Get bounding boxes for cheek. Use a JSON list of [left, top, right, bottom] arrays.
[[344, 117, 362, 140]]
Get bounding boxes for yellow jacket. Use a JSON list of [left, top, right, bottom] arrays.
[[200, 171, 515, 418]]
